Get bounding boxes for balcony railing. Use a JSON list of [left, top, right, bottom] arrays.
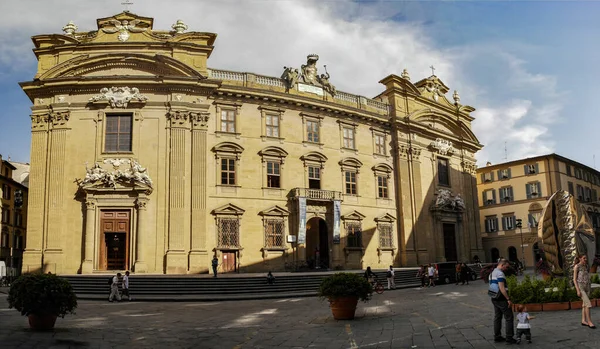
[[292, 188, 342, 201]]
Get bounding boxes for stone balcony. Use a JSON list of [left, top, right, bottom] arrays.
[[291, 188, 342, 202]]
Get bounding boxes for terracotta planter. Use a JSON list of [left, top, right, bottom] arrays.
[[329, 296, 359, 320], [525, 303, 543, 312], [541, 273, 552, 282], [592, 299, 599, 307], [542, 302, 570, 311], [512, 303, 521, 312], [590, 265, 598, 273], [570, 300, 583, 309], [28, 314, 58, 330]]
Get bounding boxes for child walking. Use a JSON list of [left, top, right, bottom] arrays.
[[515, 305, 534, 344]]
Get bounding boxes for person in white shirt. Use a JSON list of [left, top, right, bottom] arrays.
[[109, 272, 122, 302], [427, 264, 436, 287], [515, 305, 534, 344], [122, 271, 131, 301], [386, 266, 396, 290]]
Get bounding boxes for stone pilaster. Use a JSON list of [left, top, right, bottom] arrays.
[[81, 199, 96, 274], [135, 198, 149, 273], [189, 112, 209, 273], [22, 112, 50, 273], [165, 109, 190, 273]]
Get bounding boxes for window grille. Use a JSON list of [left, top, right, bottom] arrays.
[[264, 219, 285, 248], [378, 224, 394, 248], [346, 222, 362, 247], [218, 218, 240, 248]]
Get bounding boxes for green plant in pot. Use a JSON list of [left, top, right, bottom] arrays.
[[7, 273, 78, 330], [318, 272, 372, 320]]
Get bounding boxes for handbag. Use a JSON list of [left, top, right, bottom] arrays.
[[488, 275, 500, 299]]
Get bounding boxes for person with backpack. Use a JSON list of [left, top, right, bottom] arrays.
[[108, 272, 122, 302], [212, 255, 219, 277], [122, 271, 131, 301], [386, 265, 396, 290]]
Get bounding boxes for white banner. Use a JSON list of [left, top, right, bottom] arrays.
[[333, 200, 341, 244], [298, 197, 307, 244]]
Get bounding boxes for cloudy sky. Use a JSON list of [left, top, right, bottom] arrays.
[[0, 0, 597, 168]]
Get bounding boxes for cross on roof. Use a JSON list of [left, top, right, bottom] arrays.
[[430, 65, 436, 76], [121, 0, 133, 12]]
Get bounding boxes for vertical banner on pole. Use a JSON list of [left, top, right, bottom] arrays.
[[333, 200, 341, 244], [298, 197, 307, 244]]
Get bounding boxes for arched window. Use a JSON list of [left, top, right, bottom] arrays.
[[491, 248, 500, 263], [508, 246, 518, 262]]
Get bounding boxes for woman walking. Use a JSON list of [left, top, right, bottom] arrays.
[[574, 254, 596, 329]]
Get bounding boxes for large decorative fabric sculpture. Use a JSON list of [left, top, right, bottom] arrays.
[[538, 190, 595, 282]]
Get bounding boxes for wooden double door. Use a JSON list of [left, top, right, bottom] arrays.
[[99, 211, 130, 271]]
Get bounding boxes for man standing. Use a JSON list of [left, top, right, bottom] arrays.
[[427, 264, 436, 287], [122, 271, 131, 301], [386, 265, 396, 290], [490, 260, 515, 344], [109, 272, 122, 302], [455, 262, 462, 285], [212, 256, 219, 277]]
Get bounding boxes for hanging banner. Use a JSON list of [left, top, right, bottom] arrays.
[[333, 200, 341, 244], [298, 197, 307, 244]]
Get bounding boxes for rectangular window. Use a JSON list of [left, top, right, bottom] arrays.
[[585, 187, 592, 202], [525, 163, 539, 175], [500, 187, 513, 203], [264, 219, 284, 248], [575, 168, 582, 179], [438, 158, 450, 186], [0, 233, 8, 248], [374, 134, 386, 155], [306, 120, 319, 143], [377, 175, 389, 199], [217, 218, 240, 248], [342, 127, 355, 149], [220, 158, 236, 185], [1, 207, 9, 224], [378, 224, 394, 248], [266, 161, 280, 188], [265, 114, 279, 138], [485, 216, 498, 233], [308, 166, 321, 189], [593, 189, 598, 203], [502, 216, 516, 231], [15, 235, 23, 250], [566, 165, 572, 176], [528, 213, 540, 228], [483, 189, 496, 206], [346, 222, 362, 248], [498, 168, 511, 180], [483, 172, 494, 182], [526, 182, 541, 199], [2, 184, 10, 199], [220, 110, 236, 133], [14, 211, 22, 227], [105, 114, 132, 152], [577, 184, 584, 201], [568, 181, 574, 195], [345, 171, 357, 195]]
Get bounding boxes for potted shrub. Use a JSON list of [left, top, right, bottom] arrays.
[[318, 272, 372, 320], [590, 288, 600, 307], [535, 259, 552, 281], [7, 273, 78, 330], [567, 287, 582, 309], [542, 277, 570, 311]]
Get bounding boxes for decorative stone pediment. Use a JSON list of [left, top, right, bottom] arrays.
[[97, 12, 152, 42], [372, 163, 393, 174], [341, 210, 366, 221], [212, 142, 244, 158], [375, 213, 396, 223], [430, 138, 455, 155], [78, 160, 153, 193], [339, 157, 363, 169], [211, 203, 245, 216], [300, 151, 328, 166], [259, 205, 290, 217], [89, 87, 148, 108], [414, 75, 450, 102], [259, 146, 288, 160]]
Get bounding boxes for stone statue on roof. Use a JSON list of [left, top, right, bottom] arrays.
[[281, 66, 299, 90], [300, 54, 320, 85]]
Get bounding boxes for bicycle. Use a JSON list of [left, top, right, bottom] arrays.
[[369, 277, 385, 294]]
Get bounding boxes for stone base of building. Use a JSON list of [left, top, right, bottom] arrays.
[[22, 250, 43, 273], [165, 251, 188, 274], [188, 250, 209, 274]]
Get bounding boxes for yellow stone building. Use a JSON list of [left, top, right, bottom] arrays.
[[477, 153, 600, 268], [20, 12, 482, 274], [0, 155, 28, 273]]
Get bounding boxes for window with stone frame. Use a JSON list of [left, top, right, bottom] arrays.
[[346, 222, 362, 248], [342, 126, 355, 149], [264, 219, 285, 248], [217, 217, 240, 248], [213, 142, 244, 187], [265, 113, 280, 138], [1, 184, 10, 200], [437, 157, 450, 186], [259, 146, 288, 190], [13, 231, 22, 250], [485, 216, 499, 233], [306, 120, 320, 143], [377, 175, 389, 199], [526, 182, 542, 199], [220, 158, 236, 185], [220, 109, 236, 133], [104, 114, 132, 152], [340, 158, 362, 196], [372, 163, 393, 199], [14, 211, 22, 227], [0, 230, 8, 248], [344, 171, 357, 195], [378, 223, 394, 248], [266, 162, 280, 188], [308, 166, 321, 189], [1, 206, 9, 224], [374, 133, 386, 156]]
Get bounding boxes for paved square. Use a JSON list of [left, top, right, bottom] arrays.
[[2, 280, 600, 348]]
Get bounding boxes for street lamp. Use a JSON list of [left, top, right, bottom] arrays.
[[516, 218, 525, 270]]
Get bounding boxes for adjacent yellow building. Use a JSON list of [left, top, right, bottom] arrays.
[[0, 155, 28, 273], [477, 153, 600, 268], [20, 11, 483, 274]]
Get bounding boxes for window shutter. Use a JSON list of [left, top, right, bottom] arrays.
[[512, 215, 517, 228], [507, 168, 512, 179], [501, 217, 506, 231], [485, 219, 490, 233], [509, 187, 514, 200], [497, 170, 502, 180], [492, 190, 496, 203], [491, 172, 495, 181], [524, 165, 528, 175], [593, 189, 598, 203], [494, 218, 499, 231], [482, 191, 487, 203], [535, 163, 539, 173], [481, 173, 485, 183], [526, 183, 531, 199], [537, 182, 542, 196], [528, 213, 534, 227]]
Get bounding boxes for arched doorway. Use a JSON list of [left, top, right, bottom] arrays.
[[491, 248, 500, 263], [306, 217, 329, 269], [508, 246, 518, 262], [533, 242, 541, 262]]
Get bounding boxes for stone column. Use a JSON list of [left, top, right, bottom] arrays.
[[135, 198, 148, 273], [22, 112, 50, 273], [189, 112, 209, 273], [81, 200, 96, 273]]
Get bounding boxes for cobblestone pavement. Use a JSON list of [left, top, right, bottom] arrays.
[[1, 280, 600, 348]]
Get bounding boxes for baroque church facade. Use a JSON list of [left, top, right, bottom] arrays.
[[20, 12, 483, 274]]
